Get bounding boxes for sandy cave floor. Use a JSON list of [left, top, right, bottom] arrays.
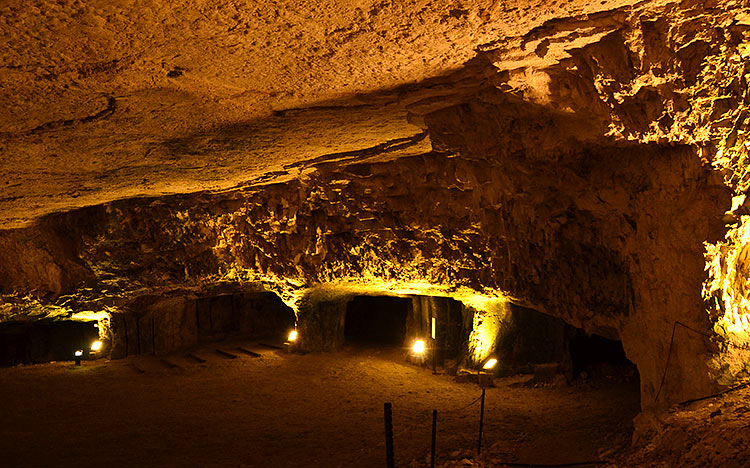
[[0, 341, 641, 468]]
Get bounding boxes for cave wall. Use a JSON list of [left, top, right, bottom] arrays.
[[298, 298, 348, 352], [407, 296, 468, 364], [108, 292, 294, 358], [0, 123, 729, 406]]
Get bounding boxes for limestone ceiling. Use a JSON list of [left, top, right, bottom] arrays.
[[0, 0, 642, 228]]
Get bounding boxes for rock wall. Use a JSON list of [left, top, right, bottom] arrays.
[[0, 127, 729, 406], [108, 292, 294, 358]]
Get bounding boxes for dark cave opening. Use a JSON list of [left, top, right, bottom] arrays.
[[344, 295, 409, 345], [495, 304, 639, 386], [569, 329, 638, 382], [0, 319, 99, 366], [194, 291, 295, 343]]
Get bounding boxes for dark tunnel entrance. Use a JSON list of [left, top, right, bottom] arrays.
[[344, 296, 409, 346], [569, 329, 638, 382], [0, 319, 99, 367], [194, 291, 295, 343], [496, 304, 639, 387]]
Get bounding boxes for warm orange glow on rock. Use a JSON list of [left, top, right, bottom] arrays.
[[467, 300, 509, 365], [704, 215, 750, 383]]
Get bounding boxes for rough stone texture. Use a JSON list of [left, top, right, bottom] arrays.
[[108, 292, 294, 358], [2, 0, 750, 409], [0, 0, 638, 228], [298, 298, 348, 352], [0, 134, 729, 406]]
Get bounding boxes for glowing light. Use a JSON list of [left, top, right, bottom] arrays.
[[412, 340, 425, 354], [90, 341, 102, 351], [288, 330, 298, 342], [483, 358, 498, 370], [704, 216, 750, 384], [70, 311, 110, 322], [467, 300, 509, 364], [74, 350, 83, 357]]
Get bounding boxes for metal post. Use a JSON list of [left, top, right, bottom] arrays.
[[384, 403, 395, 468], [430, 409, 437, 468], [477, 388, 486, 455], [431, 315, 437, 374]]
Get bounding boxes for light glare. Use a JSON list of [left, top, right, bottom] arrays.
[[288, 330, 298, 342], [412, 340, 425, 354], [91, 340, 102, 351], [74, 350, 83, 357], [483, 358, 498, 370]]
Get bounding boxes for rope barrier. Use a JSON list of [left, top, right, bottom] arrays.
[[489, 462, 609, 467], [441, 392, 484, 414], [654, 320, 750, 404], [677, 380, 750, 407]]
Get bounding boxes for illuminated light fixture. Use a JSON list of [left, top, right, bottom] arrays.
[[91, 341, 102, 351], [482, 358, 498, 370], [412, 340, 426, 354], [74, 349, 83, 366], [288, 330, 298, 342]]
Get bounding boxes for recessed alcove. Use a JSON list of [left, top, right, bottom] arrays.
[[0, 319, 99, 366], [569, 329, 638, 382], [109, 291, 295, 358], [344, 295, 409, 346], [491, 304, 639, 387]]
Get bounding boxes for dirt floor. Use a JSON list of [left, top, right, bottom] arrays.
[[0, 340, 641, 468]]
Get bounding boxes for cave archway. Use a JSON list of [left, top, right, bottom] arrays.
[[195, 291, 295, 342], [344, 295, 410, 346], [0, 319, 99, 366], [110, 291, 296, 358], [569, 329, 638, 382], [494, 304, 639, 388]]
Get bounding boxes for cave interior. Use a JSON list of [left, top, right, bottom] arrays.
[[1, 0, 750, 467]]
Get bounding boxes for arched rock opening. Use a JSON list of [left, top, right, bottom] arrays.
[[298, 293, 469, 357], [0, 319, 99, 366], [569, 329, 638, 383], [476, 303, 639, 389]]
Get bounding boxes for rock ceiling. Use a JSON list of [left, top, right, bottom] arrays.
[[1, 0, 641, 228]]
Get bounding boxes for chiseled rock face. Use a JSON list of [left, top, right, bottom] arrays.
[[1, 0, 750, 408], [0, 128, 730, 407]]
